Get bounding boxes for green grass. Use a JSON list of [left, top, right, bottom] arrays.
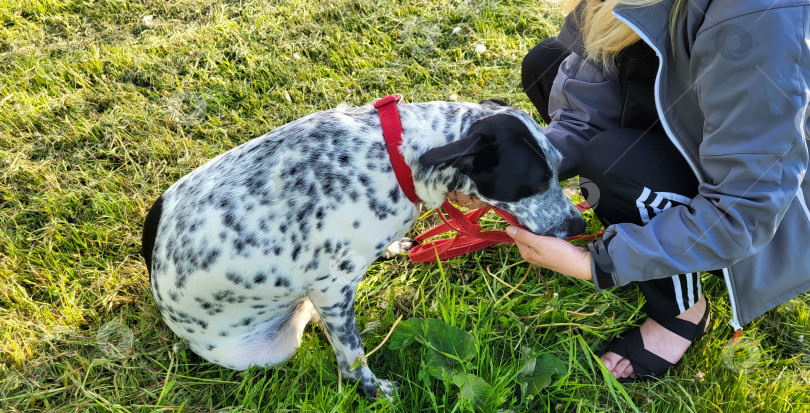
[[1, 0, 809, 411]]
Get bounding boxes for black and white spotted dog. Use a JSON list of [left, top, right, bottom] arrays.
[[141, 99, 584, 398]]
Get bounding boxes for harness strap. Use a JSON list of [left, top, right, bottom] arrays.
[[374, 94, 421, 204], [408, 199, 604, 262]]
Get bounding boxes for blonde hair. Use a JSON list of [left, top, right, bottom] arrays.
[[564, 0, 687, 70]]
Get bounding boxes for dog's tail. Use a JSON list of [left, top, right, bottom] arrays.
[[141, 194, 164, 277]]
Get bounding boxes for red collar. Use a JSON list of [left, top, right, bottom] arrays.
[[374, 94, 422, 204]]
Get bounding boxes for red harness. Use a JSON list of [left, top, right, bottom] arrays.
[[373, 94, 601, 263]]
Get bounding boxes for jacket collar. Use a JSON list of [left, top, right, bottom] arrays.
[[559, 0, 684, 58], [613, 0, 713, 53], [613, 0, 674, 54]]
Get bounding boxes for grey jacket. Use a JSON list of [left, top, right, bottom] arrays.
[[545, 0, 810, 329]]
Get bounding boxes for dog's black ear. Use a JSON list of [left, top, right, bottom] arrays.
[[479, 99, 510, 107], [419, 114, 552, 202], [418, 132, 496, 174]]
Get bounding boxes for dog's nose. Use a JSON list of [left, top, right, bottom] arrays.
[[567, 216, 586, 237]]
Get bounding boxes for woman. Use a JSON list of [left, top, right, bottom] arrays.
[[459, 0, 810, 381]]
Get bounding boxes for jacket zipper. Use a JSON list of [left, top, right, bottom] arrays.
[[612, 11, 744, 332]]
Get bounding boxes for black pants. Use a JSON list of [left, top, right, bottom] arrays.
[[522, 38, 703, 320]]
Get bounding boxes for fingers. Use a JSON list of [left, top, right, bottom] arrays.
[[508, 226, 542, 263], [506, 226, 593, 281], [505, 226, 542, 246], [513, 239, 542, 266]]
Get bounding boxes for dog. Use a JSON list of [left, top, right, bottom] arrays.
[[141, 99, 585, 398]]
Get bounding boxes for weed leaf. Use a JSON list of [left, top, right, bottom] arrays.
[[452, 373, 501, 411], [391, 318, 476, 362], [425, 348, 461, 380], [518, 353, 566, 398]]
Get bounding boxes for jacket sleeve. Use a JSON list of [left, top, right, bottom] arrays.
[[592, 10, 810, 289], [543, 52, 623, 179]]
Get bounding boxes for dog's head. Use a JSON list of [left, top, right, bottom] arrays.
[[418, 106, 585, 238]]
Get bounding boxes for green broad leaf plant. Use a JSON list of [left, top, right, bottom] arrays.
[[390, 318, 566, 411]]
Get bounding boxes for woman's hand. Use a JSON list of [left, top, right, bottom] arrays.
[[446, 191, 489, 209], [506, 226, 593, 281]]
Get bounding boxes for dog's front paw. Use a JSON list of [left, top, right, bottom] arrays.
[[379, 238, 418, 260], [358, 377, 400, 401], [376, 378, 399, 398]]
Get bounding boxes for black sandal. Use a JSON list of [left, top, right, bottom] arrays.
[[597, 306, 710, 383]]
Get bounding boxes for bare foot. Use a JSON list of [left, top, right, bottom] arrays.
[[600, 296, 709, 379]]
